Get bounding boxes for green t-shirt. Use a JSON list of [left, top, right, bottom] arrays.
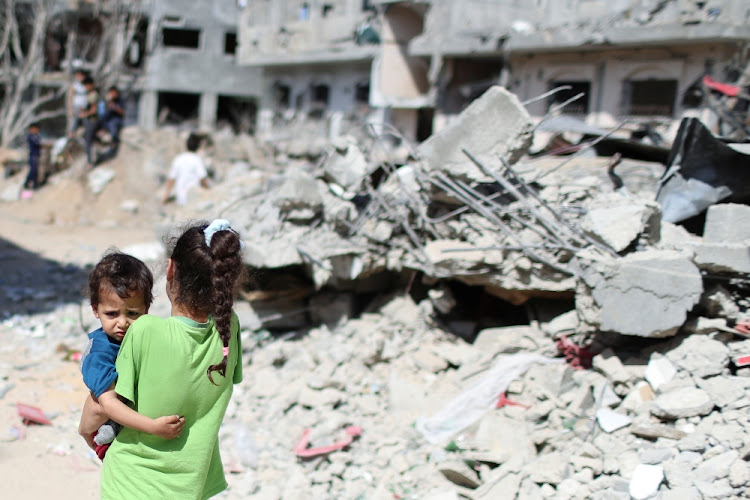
[[101, 313, 242, 500]]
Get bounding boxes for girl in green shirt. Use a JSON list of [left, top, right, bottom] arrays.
[[101, 220, 247, 500]]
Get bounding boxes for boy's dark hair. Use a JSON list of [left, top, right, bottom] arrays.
[[168, 222, 246, 384], [83, 76, 94, 86], [108, 86, 119, 94], [88, 251, 154, 309], [186, 133, 203, 152], [28, 123, 40, 130]]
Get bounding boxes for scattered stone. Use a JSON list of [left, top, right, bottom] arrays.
[[629, 422, 686, 441], [592, 349, 630, 385], [596, 408, 632, 433], [88, 167, 116, 194], [644, 354, 677, 392], [703, 203, 750, 243], [628, 464, 663, 500], [665, 335, 730, 378], [651, 387, 714, 419]]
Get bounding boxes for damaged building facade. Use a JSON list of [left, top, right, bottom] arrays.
[[20, 0, 262, 136], [237, 0, 750, 142]]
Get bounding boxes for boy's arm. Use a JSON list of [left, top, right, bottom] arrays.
[[98, 386, 184, 439]]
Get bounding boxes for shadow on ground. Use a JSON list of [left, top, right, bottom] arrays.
[[0, 236, 92, 317]]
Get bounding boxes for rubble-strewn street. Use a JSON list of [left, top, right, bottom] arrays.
[[2, 78, 750, 499]]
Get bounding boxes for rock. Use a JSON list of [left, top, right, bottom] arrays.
[[696, 375, 750, 408], [577, 250, 703, 338], [417, 86, 533, 183], [323, 138, 369, 191], [638, 447, 672, 464], [658, 487, 702, 500], [473, 472, 521, 500], [593, 381, 621, 408], [677, 432, 707, 452], [694, 479, 735, 499], [644, 354, 677, 392], [693, 450, 738, 482], [703, 203, 750, 243], [690, 241, 750, 274], [542, 309, 580, 337], [88, 167, 116, 194], [629, 423, 686, 440], [473, 326, 541, 355], [665, 335, 730, 378], [729, 458, 750, 487], [699, 285, 740, 319], [592, 349, 630, 384], [620, 381, 655, 413], [596, 408, 632, 433], [271, 168, 323, 213], [119, 199, 139, 213], [582, 194, 660, 252], [428, 286, 456, 315], [628, 464, 663, 500], [523, 451, 569, 485], [651, 387, 714, 419], [0, 179, 23, 202], [438, 460, 481, 489]]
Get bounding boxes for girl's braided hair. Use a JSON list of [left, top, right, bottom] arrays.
[[169, 222, 247, 384]]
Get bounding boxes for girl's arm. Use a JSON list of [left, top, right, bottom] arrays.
[[98, 385, 184, 439], [78, 393, 109, 450]]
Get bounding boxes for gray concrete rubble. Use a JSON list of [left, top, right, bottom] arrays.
[[6, 83, 750, 499]]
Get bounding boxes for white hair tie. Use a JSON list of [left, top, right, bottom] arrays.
[[204, 219, 244, 248]]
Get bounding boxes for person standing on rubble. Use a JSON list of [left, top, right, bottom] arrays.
[[68, 69, 88, 138], [161, 132, 210, 206], [99, 219, 246, 500], [80, 76, 100, 169]]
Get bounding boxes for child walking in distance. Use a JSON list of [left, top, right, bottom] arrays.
[[78, 252, 184, 459], [100, 220, 246, 500], [21, 123, 41, 198]]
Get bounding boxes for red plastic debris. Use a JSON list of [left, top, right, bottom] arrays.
[[16, 403, 52, 426], [556, 335, 594, 370], [736, 355, 750, 367], [496, 392, 530, 409], [702, 75, 740, 98], [293, 425, 362, 458]]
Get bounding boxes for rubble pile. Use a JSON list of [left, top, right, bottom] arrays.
[[2, 83, 750, 498]]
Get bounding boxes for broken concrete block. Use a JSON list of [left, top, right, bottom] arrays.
[[696, 375, 750, 408], [593, 381, 621, 408], [592, 349, 630, 385], [523, 451, 570, 485], [651, 387, 714, 419], [628, 464, 664, 500], [690, 241, 750, 274], [581, 193, 661, 252], [323, 138, 369, 191], [577, 250, 703, 338], [658, 487, 702, 500], [417, 86, 533, 182], [621, 381, 655, 413], [629, 423, 686, 440], [694, 479, 735, 499], [438, 459, 481, 489], [473, 325, 541, 355], [542, 309, 580, 337], [700, 285, 740, 319], [427, 286, 456, 315], [596, 408, 632, 433], [703, 203, 750, 243], [271, 168, 323, 213], [644, 354, 677, 392], [665, 334, 730, 378]]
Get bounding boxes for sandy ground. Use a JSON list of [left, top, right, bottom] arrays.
[[0, 206, 159, 499]]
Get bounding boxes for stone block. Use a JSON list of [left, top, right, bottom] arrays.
[[665, 334, 730, 378], [703, 203, 750, 243], [578, 250, 703, 338], [690, 242, 750, 274], [417, 86, 533, 182], [651, 387, 714, 419], [582, 193, 661, 252]]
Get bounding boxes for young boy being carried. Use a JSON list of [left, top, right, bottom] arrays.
[[78, 252, 184, 459]]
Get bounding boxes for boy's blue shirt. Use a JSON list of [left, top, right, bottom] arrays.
[[80, 328, 121, 398]]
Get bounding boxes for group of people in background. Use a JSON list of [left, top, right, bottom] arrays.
[[69, 68, 125, 169]]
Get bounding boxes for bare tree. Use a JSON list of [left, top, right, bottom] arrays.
[[0, 0, 63, 147], [0, 0, 146, 147]]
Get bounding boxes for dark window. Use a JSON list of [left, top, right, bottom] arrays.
[[224, 32, 237, 55], [309, 84, 329, 118], [273, 82, 291, 108], [217, 95, 257, 134], [548, 81, 590, 115], [157, 91, 200, 124], [162, 27, 200, 49], [322, 4, 334, 17], [354, 82, 370, 104], [624, 79, 677, 116]]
